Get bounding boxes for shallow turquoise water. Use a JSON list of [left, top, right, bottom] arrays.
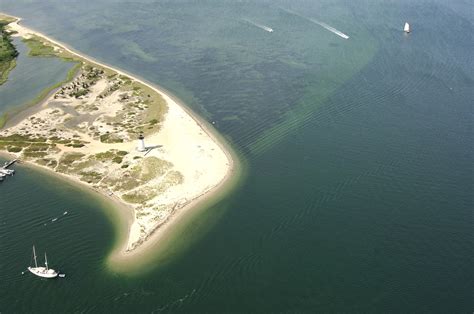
[[0, 0, 472, 312], [0, 37, 74, 115]]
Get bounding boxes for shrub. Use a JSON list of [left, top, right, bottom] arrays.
[[7, 146, 22, 153]]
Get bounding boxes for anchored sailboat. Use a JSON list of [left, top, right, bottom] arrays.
[[28, 246, 58, 278], [404, 22, 410, 33]]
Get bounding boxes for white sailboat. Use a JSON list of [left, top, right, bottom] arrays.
[[404, 22, 410, 33], [28, 246, 58, 278]]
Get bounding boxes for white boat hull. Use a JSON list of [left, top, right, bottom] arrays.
[[28, 266, 58, 278]]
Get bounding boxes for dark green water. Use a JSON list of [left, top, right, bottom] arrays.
[[0, 0, 472, 312], [0, 37, 74, 114]]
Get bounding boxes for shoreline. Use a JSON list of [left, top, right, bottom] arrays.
[[3, 63, 81, 129], [0, 12, 240, 270]]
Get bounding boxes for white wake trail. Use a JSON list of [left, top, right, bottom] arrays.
[[242, 19, 274, 33], [309, 18, 349, 39], [280, 7, 349, 39]]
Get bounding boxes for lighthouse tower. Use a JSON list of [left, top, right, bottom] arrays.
[[137, 134, 146, 152]]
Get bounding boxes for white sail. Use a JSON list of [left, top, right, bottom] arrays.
[[404, 22, 410, 33], [32, 246, 38, 268]]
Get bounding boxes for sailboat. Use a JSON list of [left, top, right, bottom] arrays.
[[28, 246, 58, 278], [404, 22, 410, 33]]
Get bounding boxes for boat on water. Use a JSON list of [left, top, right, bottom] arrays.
[[28, 246, 58, 278], [404, 22, 410, 33], [0, 169, 14, 175]]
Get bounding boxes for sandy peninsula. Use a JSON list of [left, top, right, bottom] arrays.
[[0, 15, 235, 258]]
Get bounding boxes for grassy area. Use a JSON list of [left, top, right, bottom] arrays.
[[102, 156, 173, 192], [120, 81, 168, 136], [122, 187, 158, 204], [0, 19, 19, 85], [94, 149, 128, 164], [0, 134, 59, 160], [22, 35, 56, 57], [55, 152, 86, 173], [0, 15, 16, 24], [121, 169, 183, 204], [99, 133, 124, 143], [0, 58, 16, 85], [131, 157, 172, 182]]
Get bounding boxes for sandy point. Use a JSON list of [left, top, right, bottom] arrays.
[[0, 12, 243, 273]]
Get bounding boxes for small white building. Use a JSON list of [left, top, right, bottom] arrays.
[[137, 134, 147, 152]]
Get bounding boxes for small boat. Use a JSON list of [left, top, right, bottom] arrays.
[[63, 211, 68, 215], [0, 169, 14, 175], [404, 22, 410, 33], [59, 274, 66, 278], [51, 218, 58, 222], [28, 246, 58, 279]]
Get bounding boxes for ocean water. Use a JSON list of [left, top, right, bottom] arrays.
[[0, 0, 472, 312]]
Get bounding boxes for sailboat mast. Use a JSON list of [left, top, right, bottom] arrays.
[[44, 252, 48, 270], [32, 245, 38, 268]]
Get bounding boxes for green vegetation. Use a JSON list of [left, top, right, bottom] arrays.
[[94, 149, 127, 164], [0, 134, 47, 144], [102, 157, 172, 192], [94, 150, 116, 160], [36, 158, 57, 168], [65, 142, 85, 148], [22, 150, 48, 158], [55, 152, 86, 173], [112, 156, 123, 164], [115, 81, 168, 136], [0, 134, 67, 164], [0, 19, 19, 85], [122, 187, 158, 204], [121, 169, 183, 204], [0, 134, 54, 158], [70, 89, 89, 98], [99, 133, 124, 143], [79, 171, 102, 184], [7, 146, 22, 153], [131, 157, 172, 182], [22, 36, 56, 57], [59, 152, 85, 165]]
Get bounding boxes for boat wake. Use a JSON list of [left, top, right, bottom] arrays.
[[43, 211, 69, 226], [242, 19, 274, 33], [310, 19, 349, 39], [279, 7, 349, 39], [151, 289, 197, 313]]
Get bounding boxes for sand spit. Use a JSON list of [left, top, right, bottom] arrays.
[[0, 15, 234, 256]]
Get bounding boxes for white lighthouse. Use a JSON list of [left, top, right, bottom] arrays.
[[137, 134, 146, 152]]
